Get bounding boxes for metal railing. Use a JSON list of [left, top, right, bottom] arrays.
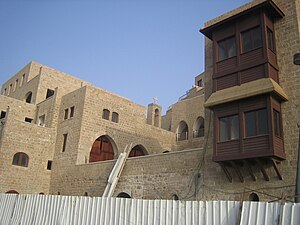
[[176, 132, 188, 141]]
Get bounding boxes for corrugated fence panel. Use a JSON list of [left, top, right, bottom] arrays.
[[1, 194, 300, 225]]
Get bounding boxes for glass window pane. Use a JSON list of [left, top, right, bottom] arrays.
[[242, 31, 251, 52], [230, 115, 239, 140], [218, 42, 227, 61], [13, 154, 19, 165], [21, 154, 28, 167], [218, 36, 236, 61], [220, 117, 228, 142], [267, 28, 274, 51], [253, 27, 262, 48], [258, 109, 268, 135], [227, 37, 236, 58], [245, 111, 255, 137], [273, 110, 281, 137]]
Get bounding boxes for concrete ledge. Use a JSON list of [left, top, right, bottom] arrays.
[[204, 78, 288, 108]]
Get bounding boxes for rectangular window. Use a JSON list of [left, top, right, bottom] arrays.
[[8, 84, 12, 94], [102, 109, 110, 120], [197, 79, 203, 87], [241, 27, 262, 53], [267, 28, 275, 51], [47, 160, 52, 170], [70, 106, 75, 118], [38, 115, 46, 127], [21, 74, 26, 86], [219, 115, 239, 142], [25, 117, 33, 123], [218, 36, 236, 61], [62, 133, 68, 152], [0, 111, 6, 119], [112, 112, 119, 123], [273, 110, 281, 137], [14, 79, 18, 91], [245, 108, 268, 137], [64, 108, 69, 120], [46, 89, 55, 99]]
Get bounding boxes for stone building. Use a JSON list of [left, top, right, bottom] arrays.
[[0, 0, 299, 202], [0, 61, 204, 199], [200, 0, 300, 201]]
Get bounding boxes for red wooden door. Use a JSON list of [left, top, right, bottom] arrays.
[[89, 137, 114, 162]]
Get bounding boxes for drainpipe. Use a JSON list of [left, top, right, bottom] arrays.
[[295, 123, 300, 203], [293, 53, 300, 202]]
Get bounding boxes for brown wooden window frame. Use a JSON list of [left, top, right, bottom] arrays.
[[112, 112, 119, 123], [102, 109, 110, 120], [241, 26, 262, 53], [217, 36, 237, 61], [219, 114, 239, 142], [244, 108, 268, 138], [12, 152, 29, 167]]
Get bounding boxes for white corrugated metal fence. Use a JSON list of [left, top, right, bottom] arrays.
[[0, 194, 299, 225]]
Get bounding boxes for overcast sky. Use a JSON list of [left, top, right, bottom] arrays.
[[0, 0, 250, 114]]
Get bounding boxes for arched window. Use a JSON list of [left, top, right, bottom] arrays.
[[112, 112, 119, 123], [176, 121, 189, 141], [117, 192, 131, 198], [154, 108, 160, 127], [25, 91, 33, 103], [102, 109, 110, 120], [193, 116, 204, 138], [6, 190, 19, 194], [12, 152, 29, 167], [172, 194, 179, 201], [89, 135, 115, 162], [129, 145, 147, 157], [249, 192, 259, 201]]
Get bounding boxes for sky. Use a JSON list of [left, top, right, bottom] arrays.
[[0, 0, 250, 114]]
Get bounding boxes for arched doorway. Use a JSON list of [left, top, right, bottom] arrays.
[[193, 116, 204, 138], [249, 192, 259, 201], [6, 190, 19, 194], [25, 91, 33, 103], [117, 192, 131, 198], [89, 135, 115, 162], [176, 121, 189, 141], [129, 145, 147, 157]]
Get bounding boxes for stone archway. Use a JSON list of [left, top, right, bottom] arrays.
[[117, 192, 131, 198], [129, 145, 148, 157], [193, 116, 204, 138], [6, 190, 19, 194], [24, 91, 33, 103], [89, 135, 116, 162], [176, 120, 189, 141]]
